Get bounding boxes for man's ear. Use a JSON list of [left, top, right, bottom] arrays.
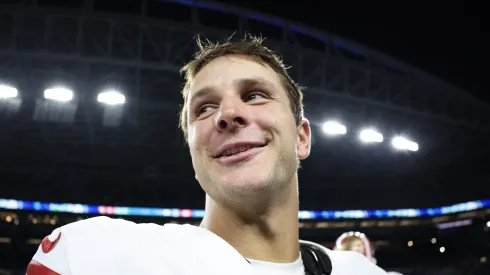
[[297, 118, 311, 160]]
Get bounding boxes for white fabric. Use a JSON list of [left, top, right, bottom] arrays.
[[30, 228, 71, 275], [248, 256, 304, 275], [30, 216, 388, 275]]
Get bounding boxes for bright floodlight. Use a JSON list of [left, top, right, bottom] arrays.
[[439, 247, 445, 253], [44, 87, 73, 102], [392, 136, 418, 151], [322, 121, 346, 135], [359, 129, 383, 143], [431, 238, 437, 244], [97, 90, 126, 105], [0, 85, 18, 99]]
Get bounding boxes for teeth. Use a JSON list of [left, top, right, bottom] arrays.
[[222, 145, 253, 157]]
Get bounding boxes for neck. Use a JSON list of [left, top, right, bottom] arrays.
[[200, 177, 300, 263]]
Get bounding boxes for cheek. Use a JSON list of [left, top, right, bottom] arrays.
[[258, 107, 291, 130], [188, 122, 212, 152], [187, 126, 202, 154]]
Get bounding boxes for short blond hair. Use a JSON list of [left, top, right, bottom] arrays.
[[179, 34, 304, 140]]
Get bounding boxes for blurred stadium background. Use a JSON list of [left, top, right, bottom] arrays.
[[0, 0, 489, 274]]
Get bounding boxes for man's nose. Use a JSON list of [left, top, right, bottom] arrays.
[[214, 99, 248, 132]]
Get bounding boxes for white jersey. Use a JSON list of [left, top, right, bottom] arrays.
[[27, 216, 387, 275]]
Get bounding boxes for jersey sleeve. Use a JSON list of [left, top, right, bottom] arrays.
[[331, 249, 388, 275], [348, 251, 388, 275], [26, 228, 71, 275]]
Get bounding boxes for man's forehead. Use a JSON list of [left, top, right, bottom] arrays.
[[188, 55, 281, 95]]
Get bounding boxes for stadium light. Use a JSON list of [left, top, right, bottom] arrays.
[[322, 120, 346, 136], [44, 87, 73, 102], [392, 136, 418, 152], [35, 86, 77, 123], [97, 90, 126, 105], [0, 85, 18, 99], [97, 90, 125, 127], [431, 238, 437, 244], [0, 84, 22, 116], [439, 247, 445, 253], [359, 128, 383, 143]]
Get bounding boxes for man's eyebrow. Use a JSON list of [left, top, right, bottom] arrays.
[[188, 77, 276, 106], [233, 77, 275, 90], [188, 86, 218, 106]]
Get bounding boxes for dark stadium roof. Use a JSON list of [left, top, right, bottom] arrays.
[[1, 0, 489, 211], [222, 1, 490, 102]]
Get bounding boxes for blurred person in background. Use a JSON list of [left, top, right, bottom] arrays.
[[26, 34, 387, 275], [335, 231, 377, 264], [335, 231, 403, 275]]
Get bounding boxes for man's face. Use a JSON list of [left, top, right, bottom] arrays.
[[186, 55, 311, 204], [350, 239, 366, 255]]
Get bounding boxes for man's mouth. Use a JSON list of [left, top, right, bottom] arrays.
[[213, 142, 267, 159]]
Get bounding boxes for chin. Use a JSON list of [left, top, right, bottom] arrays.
[[213, 153, 270, 181], [220, 172, 272, 191], [217, 169, 279, 201]]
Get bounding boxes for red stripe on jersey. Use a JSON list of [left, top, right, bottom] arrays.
[[26, 260, 61, 275], [41, 232, 62, 253]]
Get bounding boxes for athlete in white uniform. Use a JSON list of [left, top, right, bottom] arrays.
[[27, 35, 388, 275]]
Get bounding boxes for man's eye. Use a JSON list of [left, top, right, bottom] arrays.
[[245, 92, 267, 101], [197, 105, 216, 116]]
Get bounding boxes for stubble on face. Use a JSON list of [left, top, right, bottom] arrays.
[[186, 55, 301, 208]]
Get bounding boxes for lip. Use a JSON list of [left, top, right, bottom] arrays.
[[212, 141, 267, 165], [216, 145, 265, 165], [213, 141, 267, 158]]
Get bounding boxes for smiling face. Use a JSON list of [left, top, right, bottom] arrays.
[[349, 239, 366, 255], [186, 55, 311, 205]]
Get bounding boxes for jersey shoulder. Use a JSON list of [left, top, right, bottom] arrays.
[[60, 215, 138, 234], [328, 250, 388, 275], [27, 216, 153, 275]]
